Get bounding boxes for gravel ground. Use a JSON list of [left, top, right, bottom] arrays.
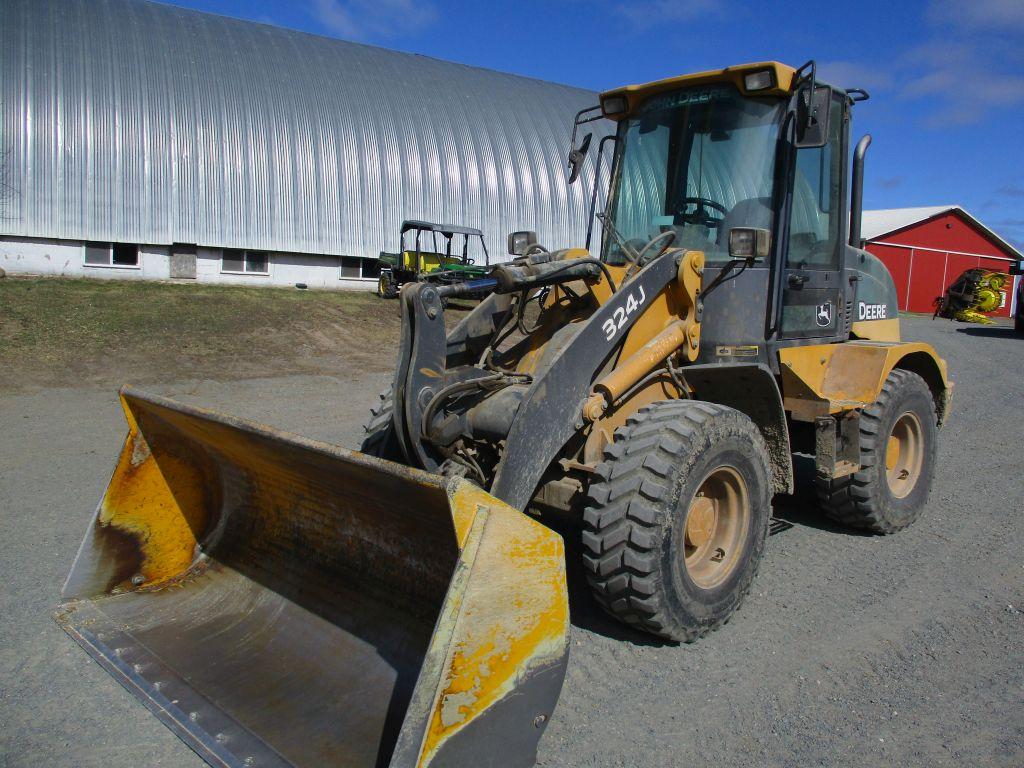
[[0, 315, 1021, 767]]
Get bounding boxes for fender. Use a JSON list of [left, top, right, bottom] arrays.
[[779, 341, 952, 425], [682, 362, 794, 494]]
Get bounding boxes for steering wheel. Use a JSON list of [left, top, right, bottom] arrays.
[[674, 196, 727, 228], [621, 230, 677, 280]]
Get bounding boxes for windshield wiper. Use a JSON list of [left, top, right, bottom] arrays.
[[596, 212, 641, 263]]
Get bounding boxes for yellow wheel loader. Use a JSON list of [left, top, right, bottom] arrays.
[[57, 61, 952, 768]]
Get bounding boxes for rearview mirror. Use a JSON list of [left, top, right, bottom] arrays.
[[795, 85, 832, 148], [508, 230, 538, 256], [567, 132, 592, 184], [728, 227, 771, 261]]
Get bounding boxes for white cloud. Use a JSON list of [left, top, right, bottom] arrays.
[[309, 0, 437, 40], [927, 0, 1024, 31], [997, 184, 1024, 199], [613, 0, 721, 31], [876, 4, 1024, 128], [817, 61, 894, 92], [898, 38, 1024, 127]]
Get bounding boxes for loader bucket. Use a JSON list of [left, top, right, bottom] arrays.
[[56, 388, 569, 768]]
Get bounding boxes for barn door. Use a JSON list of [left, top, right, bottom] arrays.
[[170, 243, 197, 279], [780, 97, 845, 340]]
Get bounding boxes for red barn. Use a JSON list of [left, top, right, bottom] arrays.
[[862, 206, 1022, 318]]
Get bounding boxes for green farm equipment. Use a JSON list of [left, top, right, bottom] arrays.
[[377, 220, 491, 298]]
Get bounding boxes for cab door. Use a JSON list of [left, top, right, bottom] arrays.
[[780, 96, 847, 340]]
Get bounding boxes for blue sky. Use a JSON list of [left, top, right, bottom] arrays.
[[165, 0, 1024, 250]]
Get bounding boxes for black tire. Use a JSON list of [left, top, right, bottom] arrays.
[[817, 369, 937, 534], [1015, 312, 1023, 336], [377, 272, 398, 299], [360, 389, 404, 460], [582, 400, 772, 642]]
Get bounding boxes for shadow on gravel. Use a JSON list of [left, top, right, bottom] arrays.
[[769, 455, 873, 537], [956, 326, 1021, 339], [539, 456, 875, 644]]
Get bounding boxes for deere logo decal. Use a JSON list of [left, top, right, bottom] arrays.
[[858, 301, 888, 320], [815, 301, 833, 327]]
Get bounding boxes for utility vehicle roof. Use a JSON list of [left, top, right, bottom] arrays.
[[401, 220, 484, 237]]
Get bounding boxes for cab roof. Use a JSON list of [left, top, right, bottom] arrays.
[[599, 61, 799, 121]]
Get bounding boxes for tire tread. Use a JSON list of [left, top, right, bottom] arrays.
[[816, 369, 937, 534], [582, 400, 770, 642]]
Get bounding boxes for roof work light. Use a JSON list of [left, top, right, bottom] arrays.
[[743, 69, 775, 92], [601, 95, 629, 116]]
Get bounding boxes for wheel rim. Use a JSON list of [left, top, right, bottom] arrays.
[[683, 466, 750, 590], [378, 276, 386, 296], [885, 411, 924, 498]]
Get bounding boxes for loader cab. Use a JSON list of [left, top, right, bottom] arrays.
[[598, 63, 858, 363]]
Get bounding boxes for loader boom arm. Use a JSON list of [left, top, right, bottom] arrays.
[[390, 250, 697, 510]]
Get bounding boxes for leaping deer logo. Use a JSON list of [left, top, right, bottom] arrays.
[[815, 302, 833, 327]]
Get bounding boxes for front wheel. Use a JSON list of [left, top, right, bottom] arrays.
[[582, 400, 772, 642], [360, 389, 404, 461]]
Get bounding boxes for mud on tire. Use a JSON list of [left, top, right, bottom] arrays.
[[816, 369, 938, 534], [582, 400, 772, 642]]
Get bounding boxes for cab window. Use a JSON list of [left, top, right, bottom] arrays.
[[786, 98, 844, 270]]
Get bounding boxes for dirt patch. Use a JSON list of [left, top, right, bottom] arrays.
[[0, 277, 465, 392]]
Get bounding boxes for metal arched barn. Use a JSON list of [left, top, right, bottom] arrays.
[[0, 0, 609, 288]]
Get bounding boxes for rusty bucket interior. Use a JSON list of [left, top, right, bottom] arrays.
[[57, 389, 569, 768]]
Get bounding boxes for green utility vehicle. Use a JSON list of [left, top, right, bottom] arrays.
[[376, 219, 491, 297]]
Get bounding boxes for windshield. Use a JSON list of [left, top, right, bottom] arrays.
[[602, 85, 785, 265]]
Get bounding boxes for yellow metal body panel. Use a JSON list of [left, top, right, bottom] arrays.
[[600, 61, 798, 120], [851, 317, 901, 342], [779, 341, 951, 421]]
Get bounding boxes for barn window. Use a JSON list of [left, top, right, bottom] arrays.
[[113, 243, 139, 265], [222, 249, 269, 274], [361, 258, 381, 279], [84, 242, 139, 267], [340, 256, 380, 280]]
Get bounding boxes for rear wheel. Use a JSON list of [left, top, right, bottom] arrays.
[[582, 400, 772, 642], [377, 272, 398, 299], [817, 369, 937, 533], [360, 389, 404, 460], [1015, 312, 1023, 336]]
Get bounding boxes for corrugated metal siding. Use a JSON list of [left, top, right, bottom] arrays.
[[0, 0, 610, 260]]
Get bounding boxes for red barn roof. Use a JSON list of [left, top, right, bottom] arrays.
[[862, 206, 1023, 261]]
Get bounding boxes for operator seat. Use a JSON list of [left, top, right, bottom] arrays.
[[716, 197, 772, 245]]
